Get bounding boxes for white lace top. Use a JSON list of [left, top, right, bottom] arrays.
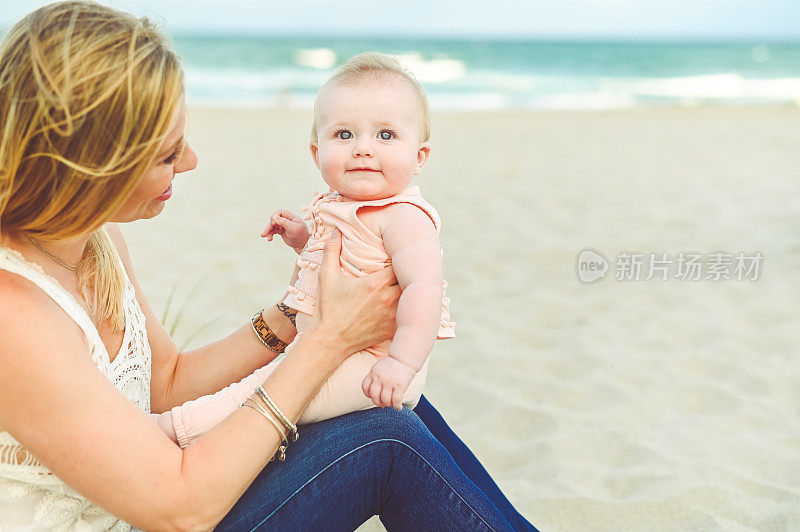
[[0, 246, 151, 531]]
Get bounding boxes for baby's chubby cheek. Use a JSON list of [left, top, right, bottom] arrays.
[[318, 161, 341, 186]]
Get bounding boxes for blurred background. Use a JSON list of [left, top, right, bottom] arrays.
[[4, 0, 800, 110], [2, 2, 799, 531]]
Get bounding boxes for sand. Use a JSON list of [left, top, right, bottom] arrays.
[[122, 106, 800, 531]]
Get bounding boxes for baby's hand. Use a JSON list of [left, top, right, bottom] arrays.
[[261, 209, 310, 254], [361, 357, 417, 410]]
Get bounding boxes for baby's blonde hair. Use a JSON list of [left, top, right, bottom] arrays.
[[311, 52, 430, 144], [0, 1, 184, 330]]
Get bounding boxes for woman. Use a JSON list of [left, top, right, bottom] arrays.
[[0, 2, 535, 530]]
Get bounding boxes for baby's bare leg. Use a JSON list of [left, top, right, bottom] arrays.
[[298, 350, 429, 424], [292, 310, 429, 424]]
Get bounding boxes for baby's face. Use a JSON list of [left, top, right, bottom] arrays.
[[311, 77, 430, 201]]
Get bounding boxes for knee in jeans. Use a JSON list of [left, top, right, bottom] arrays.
[[354, 406, 429, 444]]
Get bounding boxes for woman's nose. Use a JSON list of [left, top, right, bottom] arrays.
[[175, 142, 198, 173]]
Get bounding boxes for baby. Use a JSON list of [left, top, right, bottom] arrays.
[[263, 52, 454, 421], [144, 53, 454, 447]]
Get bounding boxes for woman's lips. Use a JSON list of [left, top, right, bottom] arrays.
[[156, 184, 172, 201]]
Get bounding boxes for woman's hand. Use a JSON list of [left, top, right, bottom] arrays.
[[311, 229, 400, 361]]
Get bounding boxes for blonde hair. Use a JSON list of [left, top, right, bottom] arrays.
[[311, 52, 430, 144], [0, 1, 184, 330]]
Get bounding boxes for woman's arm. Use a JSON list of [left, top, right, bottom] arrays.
[[150, 360, 277, 448], [106, 224, 298, 412], [0, 231, 399, 531]]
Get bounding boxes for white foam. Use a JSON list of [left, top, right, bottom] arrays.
[[603, 73, 800, 102], [426, 92, 511, 111], [528, 92, 641, 110], [451, 70, 539, 92], [186, 65, 329, 86], [389, 52, 467, 84], [183, 65, 800, 111], [294, 48, 337, 70]]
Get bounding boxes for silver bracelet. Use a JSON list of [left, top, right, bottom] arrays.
[[255, 385, 299, 442], [242, 398, 288, 461]]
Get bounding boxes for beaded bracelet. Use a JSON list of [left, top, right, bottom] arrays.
[[242, 398, 288, 461]]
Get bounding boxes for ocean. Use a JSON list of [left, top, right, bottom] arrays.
[[173, 35, 800, 110]]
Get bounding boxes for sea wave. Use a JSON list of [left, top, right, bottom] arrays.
[[173, 36, 800, 110], [294, 48, 337, 69], [183, 68, 800, 110], [603, 73, 800, 103]]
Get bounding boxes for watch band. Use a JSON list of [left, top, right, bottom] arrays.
[[251, 309, 289, 353]]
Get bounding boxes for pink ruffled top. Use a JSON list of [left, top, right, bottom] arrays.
[[284, 185, 455, 353]]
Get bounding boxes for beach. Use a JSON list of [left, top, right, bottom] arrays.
[[122, 106, 800, 531]]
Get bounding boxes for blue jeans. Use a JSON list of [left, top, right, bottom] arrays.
[[215, 396, 537, 531], [412, 396, 537, 532]]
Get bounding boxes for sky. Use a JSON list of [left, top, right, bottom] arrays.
[[1, 0, 799, 41]]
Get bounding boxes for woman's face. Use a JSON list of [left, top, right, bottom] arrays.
[[110, 101, 198, 223]]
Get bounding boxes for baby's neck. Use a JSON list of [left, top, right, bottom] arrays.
[[333, 185, 416, 202]]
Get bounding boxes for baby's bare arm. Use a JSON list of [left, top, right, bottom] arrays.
[[381, 203, 443, 371]]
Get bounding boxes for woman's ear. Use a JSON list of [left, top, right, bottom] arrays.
[[415, 142, 431, 174], [310, 142, 321, 169]]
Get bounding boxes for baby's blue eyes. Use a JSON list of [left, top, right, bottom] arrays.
[[333, 129, 395, 140]]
